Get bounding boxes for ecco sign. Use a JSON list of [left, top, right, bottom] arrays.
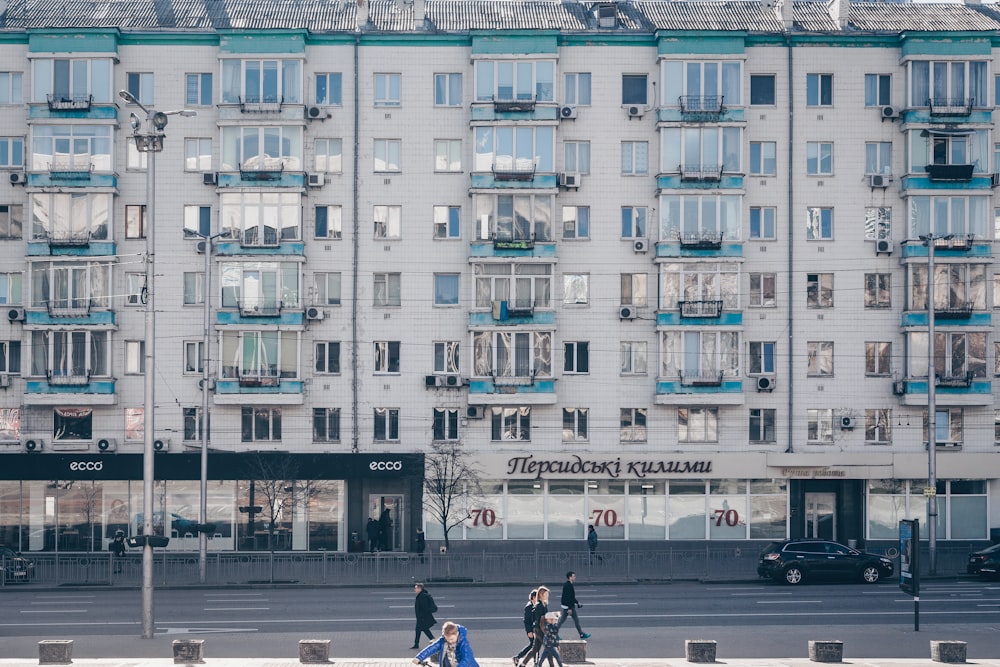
[[369, 461, 403, 471], [69, 461, 103, 471]]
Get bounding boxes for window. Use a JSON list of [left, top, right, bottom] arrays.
[[749, 273, 776, 307], [125, 407, 144, 441], [374, 408, 400, 441], [749, 408, 776, 443], [374, 139, 401, 172], [909, 331, 987, 381], [563, 274, 589, 305], [807, 409, 834, 443], [474, 193, 554, 242], [126, 140, 148, 170], [30, 330, 109, 378], [474, 263, 552, 309], [621, 206, 648, 239], [125, 205, 147, 239], [374, 341, 401, 374], [183, 272, 205, 306], [434, 73, 462, 106], [316, 205, 342, 240], [678, 407, 718, 443], [313, 272, 342, 306], [29, 261, 110, 310], [0, 137, 23, 167], [474, 126, 554, 173], [433, 342, 460, 374], [562, 408, 588, 442], [659, 263, 740, 311], [126, 72, 153, 105], [434, 140, 461, 172], [661, 127, 742, 175], [218, 261, 300, 313], [183, 341, 203, 374], [32, 58, 113, 103], [183, 407, 209, 442], [865, 342, 891, 376], [433, 408, 460, 441], [184, 138, 211, 172], [908, 195, 990, 239], [474, 60, 554, 102], [749, 142, 776, 176], [865, 207, 891, 241], [806, 73, 833, 107], [183, 205, 211, 238], [0, 204, 23, 240], [865, 74, 891, 107], [472, 331, 552, 378], [564, 141, 591, 174], [433, 206, 461, 239], [373, 273, 401, 306], [241, 407, 281, 442], [374, 205, 402, 239], [865, 142, 892, 175], [221, 330, 298, 380], [661, 331, 740, 380], [564, 73, 591, 106], [865, 409, 892, 444], [315, 138, 343, 173], [374, 73, 401, 107], [620, 273, 647, 307], [922, 407, 963, 446], [748, 341, 776, 375], [621, 141, 649, 175], [125, 341, 145, 374], [222, 59, 302, 104], [434, 274, 459, 306], [622, 75, 647, 105], [805, 207, 833, 240], [491, 407, 530, 441], [806, 142, 833, 175], [564, 341, 589, 374], [0, 340, 21, 374], [659, 194, 741, 242], [31, 125, 112, 171], [910, 264, 987, 311], [0, 272, 21, 305], [749, 207, 776, 241], [125, 273, 144, 306], [620, 341, 647, 375], [909, 60, 987, 108], [53, 407, 92, 441], [316, 73, 342, 106], [806, 273, 834, 308], [562, 206, 590, 240], [749, 75, 775, 106], [806, 341, 834, 377], [0, 72, 22, 104], [313, 408, 340, 442], [864, 273, 891, 308], [185, 73, 212, 106], [220, 126, 303, 171], [662, 61, 741, 108], [620, 408, 647, 442], [315, 342, 341, 374]]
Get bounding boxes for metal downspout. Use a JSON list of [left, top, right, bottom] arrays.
[[785, 35, 795, 454], [352, 33, 361, 453]]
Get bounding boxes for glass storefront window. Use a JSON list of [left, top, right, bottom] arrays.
[[586, 480, 625, 539], [708, 480, 746, 539], [748, 479, 786, 539], [867, 479, 907, 539], [668, 480, 706, 539], [548, 481, 585, 539], [507, 480, 544, 539], [467, 480, 504, 540], [0, 481, 23, 550], [626, 480, 665, 539]]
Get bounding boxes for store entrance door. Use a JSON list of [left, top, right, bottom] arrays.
[[368, 494, 404, 552], [805, 492, 836, 541]]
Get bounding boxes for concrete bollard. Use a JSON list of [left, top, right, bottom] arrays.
[[298, 639, 332, 664], [172, 639, 206, 664], [685, 639, 717, 663], [808, 640, 844, 663], [559, 639, 587, 664], [38, 640, 73, 665], [931, 640, 967, 664]]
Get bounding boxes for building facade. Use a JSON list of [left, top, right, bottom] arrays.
[[0, 0, 998, 553]]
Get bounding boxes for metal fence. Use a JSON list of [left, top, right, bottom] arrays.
[[1, 543, 976, 588]]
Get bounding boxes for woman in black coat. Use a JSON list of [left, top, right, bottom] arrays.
[[411, 582, 438, 649]]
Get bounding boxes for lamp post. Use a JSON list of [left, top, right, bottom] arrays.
[[919, 232, 951, 576], [119, 89, 195, 638]]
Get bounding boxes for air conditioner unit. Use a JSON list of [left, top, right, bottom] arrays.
[[559, 172, 581, 188], [881, 105, 902, 120], [198, 378, 217, 391], [633, 239, 648, 253], [308, 173, 325, 187], [8, 172, 27, 185], [444, 374, 461, 387], [202, 172, 218, 186], [876, 239, 893, 255], [627, 105, 643, 119], [7, 307, 24, 322], [892, 380, 907, 396], [425, 375, 438, 388], [0, 374, 9, 388], [195, 240, 207, 253], [306, 106, 329, 120], [153, 438, 169, 452], [839, 416, 856, 430], [756, 375, 776, 392], [466, 405, 486, 419], [559, 105, 577, 120], [619, 305, 637, 320], [869, 174, 890, 188], [97, 437, 117, 452], [22, 438, 43, 452], [305, 306, 325, 321]]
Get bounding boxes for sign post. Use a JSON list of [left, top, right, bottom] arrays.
[[899, 519, 920, 631]]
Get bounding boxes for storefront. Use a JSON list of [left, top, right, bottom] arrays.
[[0, 452, 423, 553]]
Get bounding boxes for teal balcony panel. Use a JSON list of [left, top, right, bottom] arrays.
[[468, 379, 556, 394], [902, 379, 991, 395], [26, 379, 116, 394], [468, 310, 556, 327], [470, 106, 558, 122], [468, 241, 557, 258], [26, 310, 116, 326], [470, 173, 558, 189], [657, 174, 744, 190], [899, 242, 990, 259], [26, 241, 116, 257], [900, 174, 992, 191], [655, 379, 744, 394], [655, 242, 743, 258], [214, 240, 305, 256], [900, 311, 990, 327], [215, 310, 305, 326], [657, 108, 745, 123], [217, 172, 306, 188], [27, 173, 116, 188], [29, 104, 118, 120], [215, 379, 304, 395], [656, 311, 742, 326], [901, 109, 992, 125]]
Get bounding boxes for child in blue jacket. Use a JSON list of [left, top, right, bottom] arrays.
[[413, 621, 480, 667]]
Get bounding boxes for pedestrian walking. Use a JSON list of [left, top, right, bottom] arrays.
[[415, 528, 426, 564], [519, 585, 549, 667], [587, 525, 603, 563], [512, 589, 537, 666], [410, 582, 438, 649], [557, 571, 590, 639], [109, 529, 127, 573], [536, 611, 565, 667], [366, 517, 378, 553], [412, 621, 480, 667], [379, 507, 392, 551]]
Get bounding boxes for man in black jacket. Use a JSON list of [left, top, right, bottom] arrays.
[[557, 571, 590, 639], [411, 582, 438, 649]]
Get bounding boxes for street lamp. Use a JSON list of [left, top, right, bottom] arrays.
[[119, 89, 196, 639], [919, 232, 952, 576]]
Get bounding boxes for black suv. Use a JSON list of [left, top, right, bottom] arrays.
[[1, 547, 35, 583], [758, 540, 894, 585]]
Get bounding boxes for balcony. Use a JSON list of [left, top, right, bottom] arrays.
[[492, 98, 536, 112], [239, 96, 284, 113], [678, 232, 724, 250], [238, 371, 281, 387], [239, 159, 285, 182], [45, 231, 91, 248], [928, 97, 974, 117], [935, 372, 973, 388], [926, 164, 974, 182], [240, 228, 280, 248], [491, 300, 535, 320], [238, 299, 282, 317], [48, 160, 95, 180], [679, 371, 724, 387], [934, 303, 974, 320], [46, 94, 93, 111], [47, 370, 91, 386], [492, 233, 534, 250], [46, 299, 93, 318], [679, 300, 723, 318], [678, 95, 724, 119], [492, 165, 536, 182], [680, 164, 723, 182], [491, 372, 536, 387]]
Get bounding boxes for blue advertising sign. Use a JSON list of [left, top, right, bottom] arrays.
[[899, 519, 919, 596]]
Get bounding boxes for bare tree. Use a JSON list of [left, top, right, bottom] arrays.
[[241, 453, 315, 551], [422, 442, 484, 549]]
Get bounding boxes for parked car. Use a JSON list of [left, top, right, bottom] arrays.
[[968, 543, 1000, 577], [758, 539, 894, 585], [0, 546, 35, 583]]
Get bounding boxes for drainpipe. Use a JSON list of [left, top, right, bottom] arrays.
[[352, 32, 361, 453], [785, 34, 795, 454]]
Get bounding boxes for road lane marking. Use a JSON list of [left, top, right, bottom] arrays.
[[895, 598, 1000, 603], [203, 607, 270, 611], [755, 600, 823, 604], [390, 605, 455, 609], [30, 601, 94, 605], [730, 592, 794, 596], [19, 610, 89, 614]]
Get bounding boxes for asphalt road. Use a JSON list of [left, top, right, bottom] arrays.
[[1, 579, 1000, 659]]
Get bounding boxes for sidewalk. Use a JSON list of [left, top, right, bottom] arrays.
[[2, 658, 1000, 667]]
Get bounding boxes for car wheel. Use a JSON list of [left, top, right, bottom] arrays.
[[861, 565, 881, 583], [783, 565, 804, 585]]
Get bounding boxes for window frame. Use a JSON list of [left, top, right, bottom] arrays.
[[806, 73, 833, 107], [315, 341, 341, 375], [433, 73, 462, 107], [563, 341, 589, 374], [749, 408, 776, 443], [374, 73, 402, 107], [806, 341, 834, 377], [562, 407, 589, 442], [313, 407, 341, 442], [185, 73, 213, 106]]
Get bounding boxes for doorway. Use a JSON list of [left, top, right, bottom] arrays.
[[804, 492, 836, 540], [368, 494, 404, 552]]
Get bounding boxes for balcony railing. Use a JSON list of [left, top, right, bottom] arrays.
[[239, 96, 284, 112], [240, 227, 280, 248], [926, 163, 974, 181], [680, 164, 723, 182], [934, 303, 974, 319], [678, 232, 724, 249], [492, 233, 535, 250], [927, 97, 974, 116], [492, 165, 536, 181], [239, 160, 285, 181], [45, 231, 91, 247], [679, 371, 724, 386], [46, 299, 93, 317], [238, 371, 281, 387], [46, 94, 93, 111], [238, 299, 282, 317], [935, 372, 974, 388], [48, 161, 95, 180], [47, 370, 90, 386], [492, 372, 536, 387], [492, 97, 536, 112], [679, 300, 723, 318], [678, 95, 724, 118], [933, 235, 974, 250]]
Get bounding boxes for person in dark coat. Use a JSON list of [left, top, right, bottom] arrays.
[[587, 525, 603, 563], [413, 621, 479, 667], [109, 529, 127, 573], [512, 588, 537, 667], [366, 517, 379, 553], [520, 585, 549, 667], [557, 571, 590, 639], [411, 582, 437, 649], [415, 528, 426, 563], [379, 507, 392, 551]]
